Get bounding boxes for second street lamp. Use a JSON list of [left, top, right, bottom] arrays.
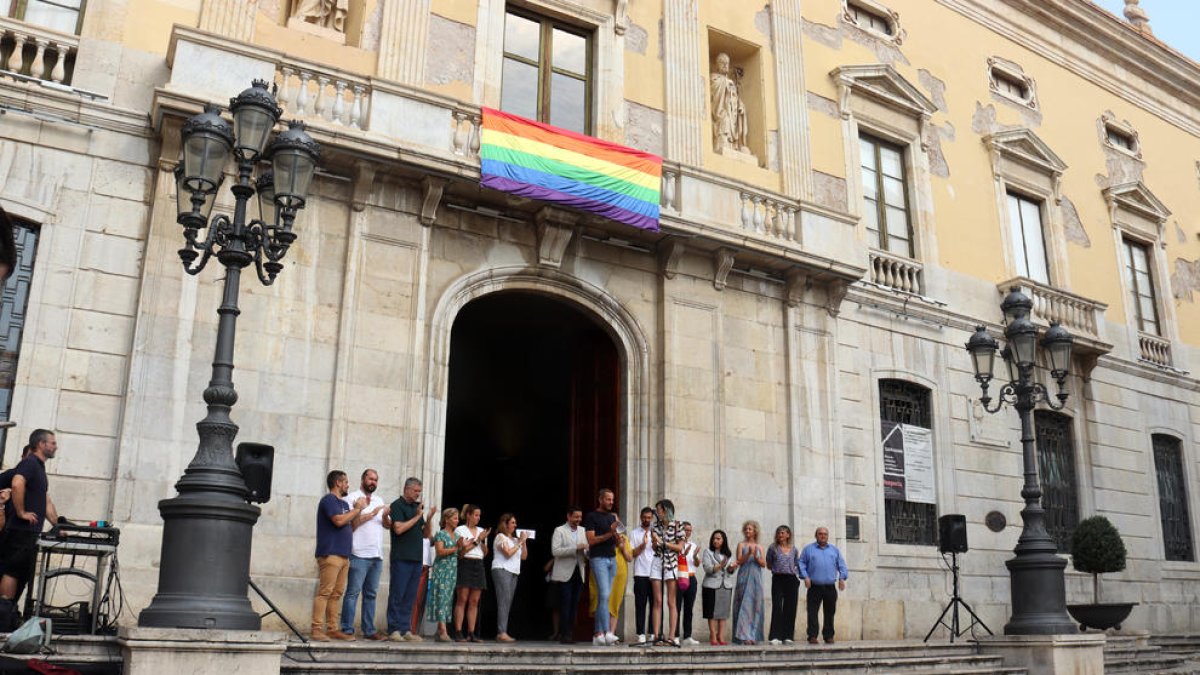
[[140, 80, 320, 629], [965, 286, 1077, 635]]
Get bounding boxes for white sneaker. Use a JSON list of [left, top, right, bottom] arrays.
[[636, 634, 646, 644], [604, 632, 619, 645], [784, 639, 794, 645], [593, 635, 607, 646], [770, 638, 783, 645], [683, 637, 700, 645]]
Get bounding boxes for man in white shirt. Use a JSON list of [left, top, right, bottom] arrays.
[[340, 469, 391, 639], [628, 506, 656, 642]]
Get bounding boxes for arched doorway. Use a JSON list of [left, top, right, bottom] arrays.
[[441, 290, 621, 640]]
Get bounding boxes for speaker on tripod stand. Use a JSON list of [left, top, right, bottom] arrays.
[[924, 515, 992, 643]]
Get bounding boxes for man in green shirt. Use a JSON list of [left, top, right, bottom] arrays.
[[386, 477, 435, 641]]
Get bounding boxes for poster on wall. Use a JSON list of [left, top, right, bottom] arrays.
[[881, 420, 936, 504]]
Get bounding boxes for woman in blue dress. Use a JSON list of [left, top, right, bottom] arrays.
[[731, 519, 766, 645]]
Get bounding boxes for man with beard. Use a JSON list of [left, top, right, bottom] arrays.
[[340, 468, 390, 639], [311, 470, 367, 641], [0, 429, 58, 628]]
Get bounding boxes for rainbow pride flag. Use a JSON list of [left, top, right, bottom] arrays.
[[479, 108, 662, 231]]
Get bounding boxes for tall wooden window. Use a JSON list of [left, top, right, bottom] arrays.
[[860, 135, 913, 257], [501, 8, 591, 135], [880, 379, 937, 546], [0, 217, 39, 461], [1153, 434, 1194, 562], [1034, 411, 1079, 553], [7, 0, 85, 34], [1123, 238, 1160, 335], [1006, 192, 1050, 284]]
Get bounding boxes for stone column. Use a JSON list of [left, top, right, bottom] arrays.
[[663, 0, 705, 166], [198, 0, 258, 42], [770, 0, 814, 200], [377, 0, 432, 85]]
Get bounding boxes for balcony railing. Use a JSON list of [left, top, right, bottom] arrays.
[[0, 17, 77, 86], [869, 249, 923, 295], [999, 277, 1106, 343], [1139, 332, 1172, 367], [738, 190, 798, 242], [275, 62, 370, 130]]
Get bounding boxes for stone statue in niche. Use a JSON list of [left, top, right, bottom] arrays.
[[710, 53, 754, 162], [289, 0, 349, 43]]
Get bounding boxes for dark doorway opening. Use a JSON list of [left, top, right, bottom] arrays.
[[441, 291, 621, 641]]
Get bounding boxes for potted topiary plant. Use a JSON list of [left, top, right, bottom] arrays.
[[1066, 515, 1136, 631]]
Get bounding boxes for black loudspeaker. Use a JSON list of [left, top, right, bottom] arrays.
[[938, 514, 968, 553], [236, 442, 274, 504]]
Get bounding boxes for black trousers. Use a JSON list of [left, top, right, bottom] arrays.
[[806, 584, 838, 640], [633, 576, 652, 635], [559, 569, 583, 641], [675, 577, 698, 638], [769, 574, 800, 641]]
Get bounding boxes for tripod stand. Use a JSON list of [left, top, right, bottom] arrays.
[[923, 552, 992, 643], [250, 578, 306, 642]]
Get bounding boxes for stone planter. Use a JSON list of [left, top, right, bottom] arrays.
[[1066, 603, 1137, 632]]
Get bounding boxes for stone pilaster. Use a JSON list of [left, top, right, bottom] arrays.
[[377, 0, 432, 85], [198, 0, 258, 42], [663, 0, 704, 166], [770, 0, 814, 200]]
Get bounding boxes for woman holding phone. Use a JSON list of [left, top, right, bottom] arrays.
[[491, 513, 528, 642]]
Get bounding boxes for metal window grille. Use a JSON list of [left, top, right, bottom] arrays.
[[1034, 411, 1079, 553], [880, 379, 937, 545], [1153, 434, 1194, 562]]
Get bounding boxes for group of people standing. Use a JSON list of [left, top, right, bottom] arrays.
[[312, 474, 849, 647]]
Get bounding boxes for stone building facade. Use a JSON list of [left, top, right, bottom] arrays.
[[0, 0, 1198, 639]]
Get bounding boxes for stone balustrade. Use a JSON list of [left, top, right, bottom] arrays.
[[869, 248, 924, 294], [1139, 332, 1172, 367], [450, 108, 481, 157], [998, 277, 1106, 342], [0, 17, 77, 85], [738, 190, 798, 242], [276, 62, 370, 129]]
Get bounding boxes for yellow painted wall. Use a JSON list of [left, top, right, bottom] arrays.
[[800, 0, 1200, 343], [623, 0, 663, 112]]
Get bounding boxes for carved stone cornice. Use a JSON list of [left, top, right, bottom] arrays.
[[351, 164, 376, 212], [535, 208, 578, 269], [937, 0, 1200, 136], [712, 248, 736, 290], [658, 238, 686, 279], [419, 176, 446, 224]]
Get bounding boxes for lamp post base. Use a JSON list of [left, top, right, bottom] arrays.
[[138, 489, 262, 630], [1003, 550, 1077, 635]]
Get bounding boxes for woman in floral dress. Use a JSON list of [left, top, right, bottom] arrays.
[[429, 507, 463, 641]]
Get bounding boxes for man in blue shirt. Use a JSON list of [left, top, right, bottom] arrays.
[[798, 526, 848, 644], [312, 470, 367, 641]]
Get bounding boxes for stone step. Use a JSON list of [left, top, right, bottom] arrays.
[[279, 642, 1016, 674]]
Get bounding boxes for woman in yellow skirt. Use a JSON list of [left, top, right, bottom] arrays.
[[589, 529, 633, 640]]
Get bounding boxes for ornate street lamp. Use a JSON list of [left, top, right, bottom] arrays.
[[139, 80, 320, 630], [964, 286, 1076, 635]]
